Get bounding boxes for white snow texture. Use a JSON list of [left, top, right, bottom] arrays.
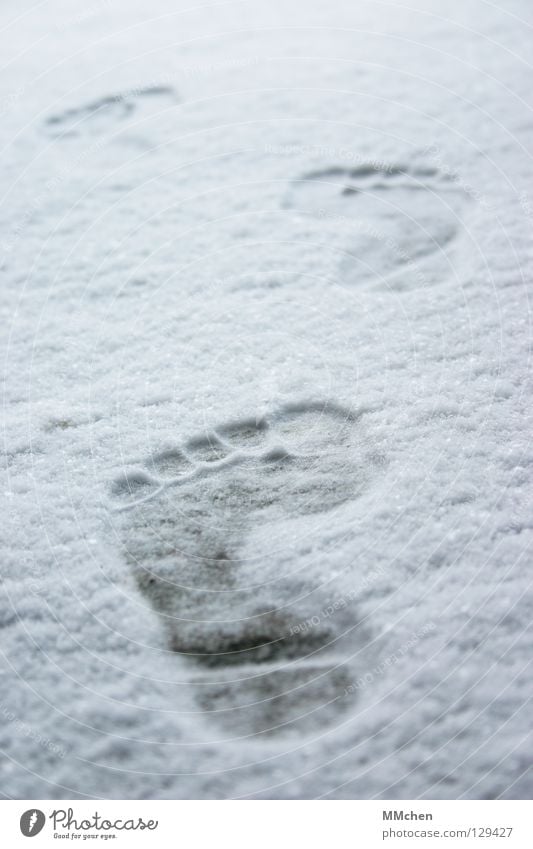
[[1, 0, 532, 799]]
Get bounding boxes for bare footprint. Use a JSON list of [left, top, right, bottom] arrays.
[[284, 162, 470, 289], [44, 85, 179, 140], [109, 400, 382, 737]]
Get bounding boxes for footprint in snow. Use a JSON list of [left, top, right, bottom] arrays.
[[44, 85, 179, 140], [284, 162, 470, 289], [109, 400, 383, 738]]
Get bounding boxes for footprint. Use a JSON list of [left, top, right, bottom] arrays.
[[284, 162, 470, 289], [44, 85, 179, 140], [109, 401, 382, 737]]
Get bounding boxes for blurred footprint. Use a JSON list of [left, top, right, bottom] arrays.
[[284, 162, 471, 289], [44, 85, 179, 141]]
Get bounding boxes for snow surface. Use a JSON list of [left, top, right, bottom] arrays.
[[1, 0, 532, 799]]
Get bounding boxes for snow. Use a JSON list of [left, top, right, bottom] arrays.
[[1, 0, 532, 799]]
